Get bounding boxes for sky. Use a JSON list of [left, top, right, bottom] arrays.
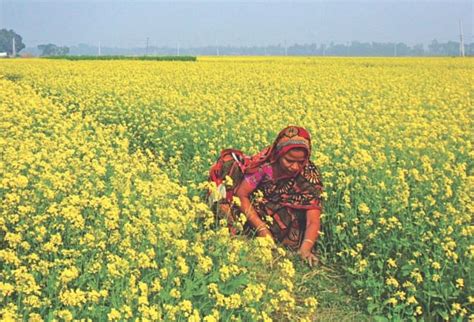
[[1, 0, 472, 48]]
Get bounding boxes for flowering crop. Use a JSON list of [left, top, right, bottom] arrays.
[[1, 57, 472, 320]]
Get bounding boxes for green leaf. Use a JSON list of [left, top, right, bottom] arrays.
[[373, 260, 381, 270], [367, 302, 379, 314], [435, 309, 449, 320], [400, 264, 412, 276], [373, 315, 389, 322]]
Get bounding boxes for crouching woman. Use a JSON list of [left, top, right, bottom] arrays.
[[208, 126, 324, 266]]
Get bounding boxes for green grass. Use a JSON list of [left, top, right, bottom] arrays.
[[291, 253, 373, 321], [42, 55, 197, 61]]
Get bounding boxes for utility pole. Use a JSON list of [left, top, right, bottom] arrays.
[[459, 19, 465, 57], [215, 39, 219, 56], [394, 43, 397, 57], [146, 37, 149, 56], [177, 42, 180, 56], [12, 37, 16, 57], [284, 40, 288, 56], [98, 41, 101, 56]]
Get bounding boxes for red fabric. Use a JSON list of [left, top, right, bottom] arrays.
[[208, 126, 323, 244], [245, 126, 312, 174]]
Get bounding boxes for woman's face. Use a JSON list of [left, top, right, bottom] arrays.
[[278, 148, 307, 176]]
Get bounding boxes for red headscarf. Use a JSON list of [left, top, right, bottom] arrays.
[[244, 126, 312, 174]]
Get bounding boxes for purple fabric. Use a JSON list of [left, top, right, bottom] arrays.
[[244, 163, 273, 189]]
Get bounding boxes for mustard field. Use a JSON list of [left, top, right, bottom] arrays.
[[0, 57, 472, 321]]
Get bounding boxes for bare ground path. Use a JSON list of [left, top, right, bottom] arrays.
[[290, 253, 372, 321]]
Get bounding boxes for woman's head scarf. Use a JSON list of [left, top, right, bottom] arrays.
[[245, 126, 312, 174]]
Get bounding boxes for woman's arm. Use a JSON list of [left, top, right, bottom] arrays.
[[299, 208, 321, 266], [235, 179, 272, 237]]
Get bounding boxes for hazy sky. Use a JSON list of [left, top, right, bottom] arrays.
[[1, 1, 472, 48]]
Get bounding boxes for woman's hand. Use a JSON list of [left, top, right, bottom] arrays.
[[257, 227, 272, 238], [235, 179, 272, 238], [299, 248, 318, 267]]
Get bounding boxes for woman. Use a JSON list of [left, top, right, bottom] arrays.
[[208, 126, 323, 266]]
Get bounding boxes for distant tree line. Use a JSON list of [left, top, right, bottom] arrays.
[[22, 40, 474, 57], [0, 29, 25, 56], [2, 27, 471, 57], [184, 40, 473, 57], [0, 28, 70, 57], [37, 43, 70, 56], [52, 40, 472, 57]]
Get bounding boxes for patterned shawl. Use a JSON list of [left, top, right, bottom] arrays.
[[247, 126, 323, 211]]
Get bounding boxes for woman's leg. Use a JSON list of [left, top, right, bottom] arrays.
[[278, 209, 304, 250]]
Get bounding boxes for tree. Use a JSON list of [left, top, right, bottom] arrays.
[[412, 44, 425, 56], [428, 39, 441, 56], [395, 42, 410, 56], [38, 43, 70, 56], [443, 41, 460, 56], [0, 29, 26, 56], [466, 43, 474, 56]]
